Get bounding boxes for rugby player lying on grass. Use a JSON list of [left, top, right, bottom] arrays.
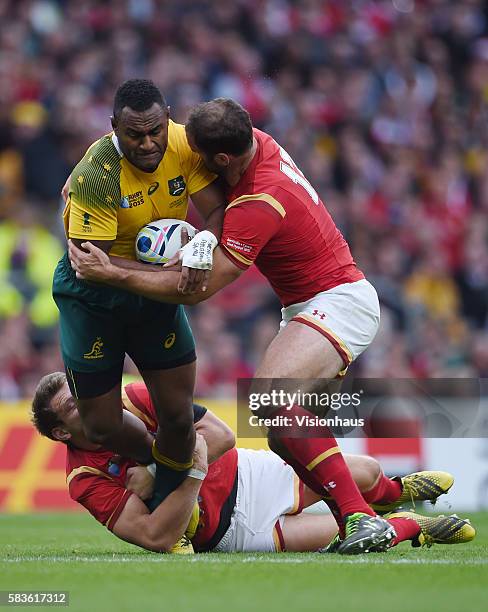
[[31, 373, 475, 554]]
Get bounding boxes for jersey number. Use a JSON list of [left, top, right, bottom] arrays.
[[279, 147, 319, 205]]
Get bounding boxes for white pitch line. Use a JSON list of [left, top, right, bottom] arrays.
[[1, 556, 487, 566]]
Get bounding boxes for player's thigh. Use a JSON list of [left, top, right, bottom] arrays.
[[281, 513, 338, 552], [286, 280, 380, 374], [127, 301, 196, 425], [233, 449, 303, 552], [74, 382, 124, 435], [255, 320, 343, 379], [127, 302, 196, 374], [53, 252, 130, 396]]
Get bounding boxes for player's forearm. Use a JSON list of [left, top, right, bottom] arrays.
[[202, 204, 225, 240], [108, 255, 167, 273], [99, 264, 186, 303], [104, 250, 237, 305], [145, 477, 202, 552]]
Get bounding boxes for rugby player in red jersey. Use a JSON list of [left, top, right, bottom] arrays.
[[31, 373, 474, 554], [68, 98, 452, 553]]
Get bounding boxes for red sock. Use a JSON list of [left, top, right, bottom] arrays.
[[362, 472, 402, 504], [388, 517, 420, 547], [284, 455, 345, 538], [270, 405, 374, 519]]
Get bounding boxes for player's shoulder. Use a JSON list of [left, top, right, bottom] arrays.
[[76, 134, 121, 173], [167, 120, 191, 156], [227, 190, 286, 220], [72, 135, 121, 184], [70, 135, 121, 201]]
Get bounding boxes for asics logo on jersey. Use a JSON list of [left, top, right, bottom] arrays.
[[84, 337, 104, 359], [148, 182, 159, 196], [168, 175, 186, 196]]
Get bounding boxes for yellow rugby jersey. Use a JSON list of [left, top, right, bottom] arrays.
[[64, 120, 216, 259]]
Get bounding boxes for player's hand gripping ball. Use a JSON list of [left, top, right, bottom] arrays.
[[135, 218, 197, 264]]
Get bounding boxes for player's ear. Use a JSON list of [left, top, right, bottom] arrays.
[[214, 153, 230, 167], [52, 427, 71, 443]]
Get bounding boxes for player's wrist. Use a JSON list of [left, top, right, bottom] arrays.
[[180, 231, 218, 270], [111, 265, 130, 283], [191, 461, 208, 476], [187, 466, 207, 481], [194, 229, 218, 245]]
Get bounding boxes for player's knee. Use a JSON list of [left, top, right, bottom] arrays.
[[358, 454, 382, 489], [84, 420, 122, 446]]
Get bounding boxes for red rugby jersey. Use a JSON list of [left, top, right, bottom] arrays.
[[220, 129, 364, 307], [67, 382, 238, 547]]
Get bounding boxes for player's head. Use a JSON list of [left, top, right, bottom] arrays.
[[185, 98, 253, 174], [31, 372, 88, 446], [112, 79, 170, 173]]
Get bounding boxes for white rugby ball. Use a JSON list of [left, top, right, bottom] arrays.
[[135, 218, 196, 264]]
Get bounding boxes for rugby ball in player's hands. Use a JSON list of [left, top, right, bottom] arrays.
[[135, 218, 197, 264]]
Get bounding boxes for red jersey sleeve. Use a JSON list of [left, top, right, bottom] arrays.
[[122, 382, 158, 431], [69, 473, 132, 531], [220, 196, 284, 269]]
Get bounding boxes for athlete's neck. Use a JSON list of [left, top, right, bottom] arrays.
[[69, 437, 103, 452], [225, 137, 258, 187]]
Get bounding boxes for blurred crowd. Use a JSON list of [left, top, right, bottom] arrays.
[[0, 0, 488, 400]]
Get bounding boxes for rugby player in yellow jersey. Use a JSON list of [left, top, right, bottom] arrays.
[[53, 79, 225, 504]]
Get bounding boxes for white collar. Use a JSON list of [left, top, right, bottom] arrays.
[[111, 133, 123, 157]]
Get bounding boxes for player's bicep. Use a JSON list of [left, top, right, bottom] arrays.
[[68, 163, 120, 241], [220, 201, 283, 268], [68, 195, 118, 242], [195, 409, 236, 462]]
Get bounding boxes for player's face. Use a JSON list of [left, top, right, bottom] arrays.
[[185, 130, 227, 175], [113, 103, 169, 173], [50, 382, 85, 442]]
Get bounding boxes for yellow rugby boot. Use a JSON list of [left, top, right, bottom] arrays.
[[372, 471, 454, 513], [170, 535, 194, 555], [386, 511, 475, 547]]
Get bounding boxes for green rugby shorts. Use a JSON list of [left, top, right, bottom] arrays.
[[52, 253, 195, 398]]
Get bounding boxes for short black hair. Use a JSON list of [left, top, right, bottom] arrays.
[[186, 98, 253, 157], [113, 79, 166, 118], [31, 372, 67, 442]]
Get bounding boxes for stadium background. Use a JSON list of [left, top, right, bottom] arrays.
[[0, 0, 487, 513]]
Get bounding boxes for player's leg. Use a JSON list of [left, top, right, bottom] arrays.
[[259, 330, 377, 518], [141, 362, 196, 501], [254, 320, 343, 379], [252, 281, 393, 552], [281, 513, 338, 552], [69, 372, 154, 463], [53, 254, 153, 463], [129, 303, 197, 502], [299, 453, 387, 507]]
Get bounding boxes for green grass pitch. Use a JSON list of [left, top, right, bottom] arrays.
[[1, 512, 486, 612]]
